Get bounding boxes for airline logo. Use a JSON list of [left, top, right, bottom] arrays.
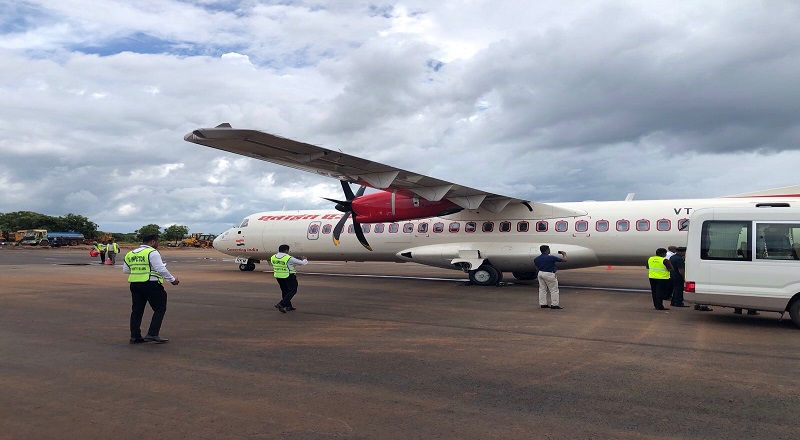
[[235, 239, 245, 246]]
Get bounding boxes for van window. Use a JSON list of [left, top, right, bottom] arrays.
[[756, 222, 800, 260], [701, 221, 751, 261]]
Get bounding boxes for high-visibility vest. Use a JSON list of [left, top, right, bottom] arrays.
[[271, 254, 294, 278], [124, 247, 163, 283], [648, 256, 670, 279], [107, 243, 119, 253], [96, 243, 107, 252]]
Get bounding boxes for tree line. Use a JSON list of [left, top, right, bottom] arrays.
[[0, 211, 190, 244]]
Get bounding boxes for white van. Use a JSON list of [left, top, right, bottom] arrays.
[[683, 206, 800, 327]]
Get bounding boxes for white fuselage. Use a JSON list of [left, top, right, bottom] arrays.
[[213, 196, 799, 272]]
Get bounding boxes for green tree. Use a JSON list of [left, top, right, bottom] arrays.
[[163, 225, 189, 244], [135, 224, 161, 242]]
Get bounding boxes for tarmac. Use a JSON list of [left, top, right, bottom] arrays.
[[1, 246, 798, 440]]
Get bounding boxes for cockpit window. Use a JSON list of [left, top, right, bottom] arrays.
[[239, 218, 249, 228]]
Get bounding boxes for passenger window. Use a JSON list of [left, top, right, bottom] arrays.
[[575, 220, 588, 232], [482, 222, 494, 232], [536, 221, 548, 232], [701, 221, 751, 260], [449, 222, 460, 233], [239, 218, 249, 228], [374, 224, 384, 233], [389, 223, 399, 233], [678, 219, 690, 231], [465, 222, 477, 233], [616, 220, 630, 232], [636, 220, 650, 231], [322, 224, 332, 234], [347, 225, 354, 234], [499, 221, 511, 232], [418, 223, 428, 233], [403, 223, 414, 233], [362, 224, 371, 233], [756, 222, 800, 260], [555, 221, 568, 232], [308, 225, 319, 234], [517, 221, 530, 232], [657, 219, 671, 231], [596, 220, 609, 232], [433, 222, 444, 233]]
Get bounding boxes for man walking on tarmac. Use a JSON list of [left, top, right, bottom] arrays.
[[95, 241, 106, 265], [123, 234, 180, 344], [271, 244, 308, 313], [106, 238, 119, 265]]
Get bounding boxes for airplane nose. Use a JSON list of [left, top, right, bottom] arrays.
[[212, 235, 221, 250]]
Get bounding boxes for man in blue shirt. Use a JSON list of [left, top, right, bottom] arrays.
[[533, 245, 567, 309]]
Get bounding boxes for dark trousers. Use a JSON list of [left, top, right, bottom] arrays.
[[276, 274, 298, 308], [99, 251, 106, 264], [130, 281, 168, 338], [649, 278, 671, 309], [670, 277, 685, 305]]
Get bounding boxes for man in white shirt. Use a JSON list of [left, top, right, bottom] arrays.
[[123, 234, 180, 343]]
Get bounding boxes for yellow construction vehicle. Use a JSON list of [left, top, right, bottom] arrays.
[[180, 233, 216, 248]]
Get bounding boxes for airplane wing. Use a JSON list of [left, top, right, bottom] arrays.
[[184, 123, 586, 216]]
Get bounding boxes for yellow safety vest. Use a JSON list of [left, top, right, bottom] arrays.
[[648, 256, 670, 280], [271, 254, 294, 278], [124, 247, 163, 283], [107, 243, 119, 253], [96, 243, 107, 252]]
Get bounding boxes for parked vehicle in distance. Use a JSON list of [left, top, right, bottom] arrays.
[[47, 231, 86, 247], [683, 206, 800, 327]]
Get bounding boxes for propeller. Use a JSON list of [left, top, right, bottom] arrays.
[[323, 180, 372, 251]]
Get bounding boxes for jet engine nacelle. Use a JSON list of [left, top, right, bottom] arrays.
[[351, 191, 462, 223]]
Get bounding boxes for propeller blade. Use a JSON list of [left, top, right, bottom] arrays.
[[352, 217, 373, 251], [332, 212, 351, 246], [355, 185, 366, 197], [341, 180, 356, 201]]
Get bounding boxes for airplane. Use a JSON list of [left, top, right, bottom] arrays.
[[184, 123, 800, 285]]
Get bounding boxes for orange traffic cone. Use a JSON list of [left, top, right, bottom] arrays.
[[606, 265, 613, 270], [105, 258, 112, 265]]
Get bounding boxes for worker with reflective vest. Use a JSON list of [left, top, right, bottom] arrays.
[[122, 233, 180, 344], [106, 239, 120, 265], [271, 244, 308, 313], [95, 241, 107, 264], [646, 248, 673, 310]]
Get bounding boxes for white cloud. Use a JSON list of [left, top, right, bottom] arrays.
[[1, 0, 799, 234]]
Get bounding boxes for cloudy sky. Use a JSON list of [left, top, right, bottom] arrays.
[[2, 0, 799, 234]]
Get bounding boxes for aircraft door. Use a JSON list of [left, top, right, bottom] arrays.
[[307, 221, 321, 240]]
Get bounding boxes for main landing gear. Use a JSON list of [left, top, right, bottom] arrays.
[[468, 265, 503, 286]]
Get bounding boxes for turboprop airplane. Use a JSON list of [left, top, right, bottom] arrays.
[[184, 123, 800, 285]]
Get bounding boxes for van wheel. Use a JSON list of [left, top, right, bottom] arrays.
[[469, 265, 501, 286], [789, 299, 800, 328], [512, 271, 537, 280]]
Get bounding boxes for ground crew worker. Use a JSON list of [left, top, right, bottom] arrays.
[[534, 245, 567, 309], [95, 241, 107, 264], [122, 234, 179, 344], [271, 244, 308, 313], [106, 238, 119, 265], [647, 247, 674, 310]]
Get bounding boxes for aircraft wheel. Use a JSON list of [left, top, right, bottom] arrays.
[[246, 263, 256, 271], [469, 265, 500, 286], [789, 298, 800, 328], [512, 271, 537, 280], [239, 263, 249, 271]]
